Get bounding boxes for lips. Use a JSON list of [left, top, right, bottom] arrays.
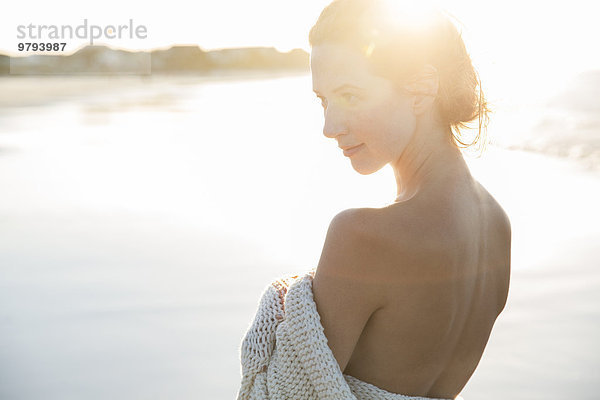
[[339, 144, 362, 151], [342, 143, 364, 157]]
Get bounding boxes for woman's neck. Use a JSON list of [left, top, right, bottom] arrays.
[[391, 124, 470, 203]]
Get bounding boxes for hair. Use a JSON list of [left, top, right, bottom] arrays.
[[309, 0, 491, 155]]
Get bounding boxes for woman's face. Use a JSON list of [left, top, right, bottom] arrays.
[[311, 43, 417, 175]]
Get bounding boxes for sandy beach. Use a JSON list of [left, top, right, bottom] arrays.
[[0, 75, 598, 399]]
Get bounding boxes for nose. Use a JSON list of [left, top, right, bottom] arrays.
[[322, 106, 347, 139]]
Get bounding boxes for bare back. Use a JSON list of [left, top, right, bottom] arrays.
[[343, 179, 511, 399]]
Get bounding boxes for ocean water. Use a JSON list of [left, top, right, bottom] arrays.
[[0, 73, 599, 399], [488, 69, 600, 171]]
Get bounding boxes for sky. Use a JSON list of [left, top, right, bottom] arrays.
[[2, 0, 332, 54], [2, 0, 600, 102]]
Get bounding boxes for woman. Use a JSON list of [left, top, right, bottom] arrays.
[[238, 1, 511, 399]]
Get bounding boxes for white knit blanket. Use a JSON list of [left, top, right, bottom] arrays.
[[237, 270, 462, 400]]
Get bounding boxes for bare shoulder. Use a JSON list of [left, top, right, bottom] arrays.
[[314, 206, 416, 301], [326, 207, 389, 247], [325, 206, 414, 255], [312, 207, 393, 371], [330, 206, 423, 243], [475, 181, 512, 241], [317, 207, 386, 281], [320, 206, 431, 279]]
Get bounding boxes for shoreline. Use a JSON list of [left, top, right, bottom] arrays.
[[0, 69, 310, 108]]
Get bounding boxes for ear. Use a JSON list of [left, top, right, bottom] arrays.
[[405, 64, 439, 116]]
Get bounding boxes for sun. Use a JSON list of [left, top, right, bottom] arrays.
[[378, 0, 443, 31], [359, 0, 446, 59]]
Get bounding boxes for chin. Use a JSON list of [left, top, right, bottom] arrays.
[[350, 159, 385, 175]]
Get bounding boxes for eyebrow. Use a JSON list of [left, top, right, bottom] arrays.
[[313, 83, 364, 95]]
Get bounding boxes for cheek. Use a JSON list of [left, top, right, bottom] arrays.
[[351, 101, 413, 145], [349, 112, 380, 137]]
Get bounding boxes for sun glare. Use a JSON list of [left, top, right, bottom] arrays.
[[360, 0, 446, 59], [378, 0, 441, 32]]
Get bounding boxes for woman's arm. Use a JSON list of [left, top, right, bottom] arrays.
[[312, 208, 388, 372]]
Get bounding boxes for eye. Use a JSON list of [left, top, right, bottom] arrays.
[[341, 93, 358, 104]]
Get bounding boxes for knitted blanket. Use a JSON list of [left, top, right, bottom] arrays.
[[237, 269, 462, 400]]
